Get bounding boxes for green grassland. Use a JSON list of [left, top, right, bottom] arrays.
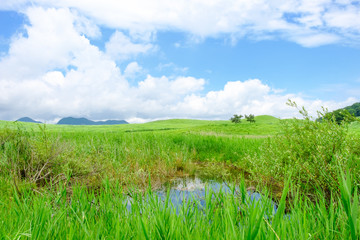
[[1, 113, 360, 239], [1, 114, 281, 134]]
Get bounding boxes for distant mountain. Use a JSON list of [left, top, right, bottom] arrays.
[[99, 120, 129, 125], [57, 117, 92, 125], [16, 117, 42, 123], [57, 117, 128, 125]]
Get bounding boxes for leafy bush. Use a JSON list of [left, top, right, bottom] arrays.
[[254, 100, 360, 199]]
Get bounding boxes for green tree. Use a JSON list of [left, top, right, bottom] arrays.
[[343, 102, 360, 117], [318, 102, 360, 124], [230, 114, 243, 123], [245, 114, 255, 123], [324, 109, 357, 125]]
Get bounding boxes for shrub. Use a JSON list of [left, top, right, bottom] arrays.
[[0, 124, 107, 193], [254, 100, 360, 199], [0, 124, 70, 188]]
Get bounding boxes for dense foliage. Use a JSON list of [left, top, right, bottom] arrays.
[[230, 114, 243, 123], [322, 102, 360, 124], [245, 114, 256, 123], [230, 114, 256, 124], [344, 102, 360, 117], [251, 101, 360, 202]]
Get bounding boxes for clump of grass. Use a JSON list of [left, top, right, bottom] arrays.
[[0, 124, 64, 189], [0, 124, 110, 194], [339, 169, 359, 240]]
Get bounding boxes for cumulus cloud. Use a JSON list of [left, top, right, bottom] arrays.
[[72, 11, 101, 39], [174, 79, 357, 120], [0, 7, 81, 79], [105, 31, 156, 61], [136, 75, 205, 103], [0, 7, 129, 120], [124, 61, 143, 79]]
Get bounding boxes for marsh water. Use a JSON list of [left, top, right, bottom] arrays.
[[126, 176, 278, 214]]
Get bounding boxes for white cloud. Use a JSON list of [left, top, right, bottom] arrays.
[[0, 7, 130, 120], [0, 7, 81, 79], [72, 11, 101, 39], [289, 32, 340, 47], [174, 79, 357, 120], [136, 75, 205, 103], [324, 5, 360, 31], [1, 0, 360, 47], [105, 31, 156, 61], [124, 61, 143, 79], [42, 71, 65, 87]]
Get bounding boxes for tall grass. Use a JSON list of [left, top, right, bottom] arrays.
[[0, 122, 263, 193], [0, 173, 359, 239], [252, 100, 360, 199]]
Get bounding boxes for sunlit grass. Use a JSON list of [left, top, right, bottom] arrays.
[[0, 174, 359, 239], [0, 111, 360, 239]]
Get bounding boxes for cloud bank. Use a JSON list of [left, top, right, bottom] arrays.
[[0, 4, 358, 123], [1, 0, 360, 47]]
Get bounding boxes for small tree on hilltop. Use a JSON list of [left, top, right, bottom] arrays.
[[245, 114, 256, 123], [230, 114, 243, 123]]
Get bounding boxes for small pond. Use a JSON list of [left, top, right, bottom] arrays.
[[126, 176, 278, 215]]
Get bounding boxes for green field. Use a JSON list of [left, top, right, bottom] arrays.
[[1, 113, 360, 239]]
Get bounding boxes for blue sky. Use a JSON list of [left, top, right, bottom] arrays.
[[0, 1, 359, 123]]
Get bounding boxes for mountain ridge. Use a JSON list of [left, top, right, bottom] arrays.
[[57, 117, 128, 125], [16, 117, 42, 123]]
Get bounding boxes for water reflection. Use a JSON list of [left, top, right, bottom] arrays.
[[126, 177, 278, 215], [158, 177, 277, 213]]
